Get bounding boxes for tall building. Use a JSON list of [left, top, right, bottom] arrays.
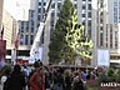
[[2, 9, 18, 62], [107, 0, 120, 61], [0, 0, 4, 29], [91, 0, 120, 65], [3, 0, 31, 61]]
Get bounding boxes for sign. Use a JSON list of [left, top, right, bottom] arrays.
[[97, 49, 110, 67]]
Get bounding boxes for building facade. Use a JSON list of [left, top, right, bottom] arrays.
[[2, 9, 18, 62], [0, 0, 4, 29]]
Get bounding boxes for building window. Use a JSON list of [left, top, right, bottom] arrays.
[[30, 35, 34, 45], [51, 11, 55, 17], [100, 3, 103, 7], [82, 14, 86, 17], [88, 20, 91, 26], [43, 2, 46, 6], [39, 2, 41, 6], [100, 26, 103, 30], [31, 21, 34, 26], [21, 26, 24, 33], [38, 15, 41, 21], [82, 5, 86, 9], [100, 12, 103, 16], [74, 4, 77, 9], [88, 12, 91, 17], [31, 10, 34, 18], [43, 8, 45, 13], [21, 21, 24, 25], [20, 34, 24, 39], [26, 21, 29, 26], [58, 3, 61, 9], [100, 33, 103, 46], [82, 21, 85, 25], [38, 8, 41, 13], [100, 18, 103, 23], [52, 3, 55, 8], [88, 4, 91, 10], [20, 41, 24, 45], [25, 35, 29, 45], [26, 26, 29, 32], [31, 27, 34, 33]]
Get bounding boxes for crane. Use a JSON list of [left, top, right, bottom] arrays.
[[30, 0, 52, 65]]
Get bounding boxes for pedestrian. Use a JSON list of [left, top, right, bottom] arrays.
[[1, 67, 11, 90], [29, 66, 45, 90], [64, 69, 72, 90], [3, 64, 26, 90], [72, 71, 85, 90]]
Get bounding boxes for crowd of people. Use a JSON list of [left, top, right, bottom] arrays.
[[0, 60, 99, 90]]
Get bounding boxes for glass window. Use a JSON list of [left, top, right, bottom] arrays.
[[31, 21, 34, 26], [20, 34, 24, 39], [43, 2, 46, 6], [26, 26, 29, 32], [21, 26, 24, 33], [38, 15, 41, 21], [31, 27, 34, 33], [20, 41, 24, 45], [43, 8, 45, 13], [88, 12, 91, 17], [82, 5, 86, 9], [52, 3, 55, 8], [21, 21, 24, 25], [39, 2, 41, 6], [38, 8, 41, 13], [30, 35, 34, 45], [82, 21, 85, 25], [51, 11, 55, 17], [58, 3, 61, 9], [74, 4, 77, 9], [25, 35, 29, 45], [88, 4, 91, 10], [82, 14, 86, 17], [88, 20, 91, 26], [100, 26, 103, 30]]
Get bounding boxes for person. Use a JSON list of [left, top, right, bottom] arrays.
[[72, 71, 85, 90], [3, 64, 26, 90], [51, 68, 65, 90], [1, 68, 11, 90], [64, 69, 72, 90], [29, 66, 45, 90]]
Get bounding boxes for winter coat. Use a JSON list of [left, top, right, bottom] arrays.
[[29, 72, 45, 90], [3, 72, 26, 90]]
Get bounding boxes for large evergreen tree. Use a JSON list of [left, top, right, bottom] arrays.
[[49, 0, 93, 64], [49, 0, 75, 64]]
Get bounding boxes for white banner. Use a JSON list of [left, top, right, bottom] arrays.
[[97, 49, 110, 67]]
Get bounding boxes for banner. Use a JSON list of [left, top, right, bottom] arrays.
[[0, 40, 6, 67], [97, 49, 110, 67]]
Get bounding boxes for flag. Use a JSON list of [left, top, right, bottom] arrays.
[[14, 31, 20, 50], [0, 25, 4, 40]]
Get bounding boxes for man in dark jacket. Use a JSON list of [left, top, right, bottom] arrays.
[[4, 64, 26, 90]]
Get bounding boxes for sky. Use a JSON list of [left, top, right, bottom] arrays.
[[4, 0, 31, 20]]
